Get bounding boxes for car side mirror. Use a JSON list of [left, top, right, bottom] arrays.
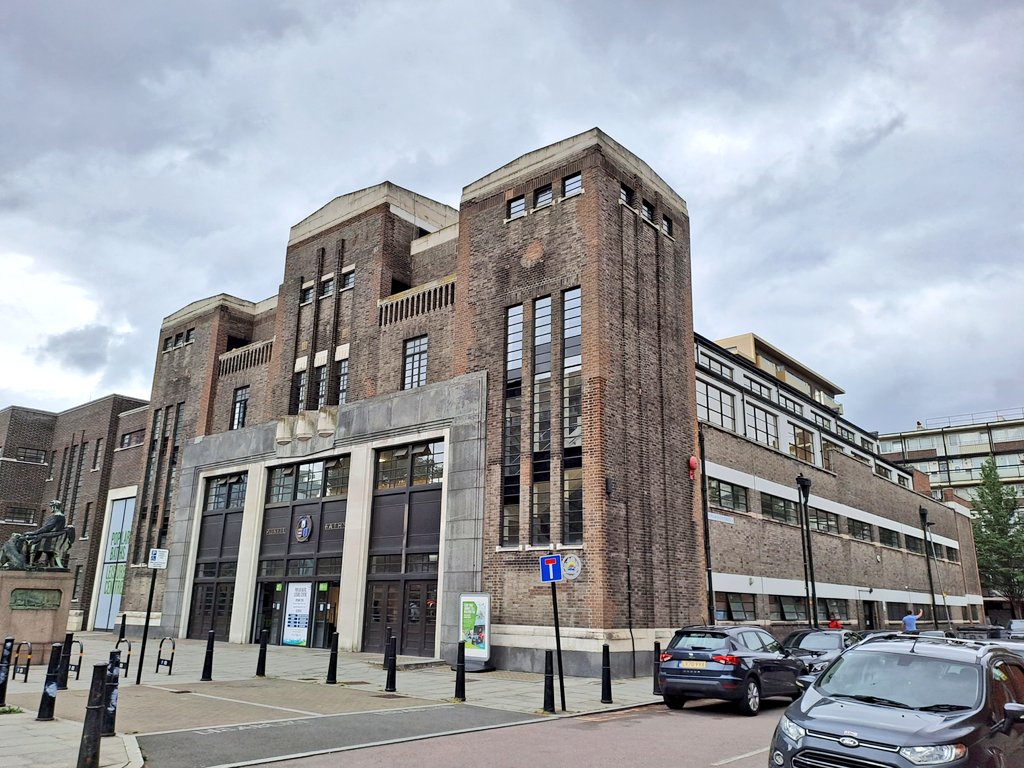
[[1002, 703, 1024, 733], [796, 674, 817, 691]]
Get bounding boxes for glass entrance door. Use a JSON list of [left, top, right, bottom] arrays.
[[253, 582, 285, 643], [311, 582, 339, 648], [862, 600, 876, 630], [362, 582, 401, 653], [402, 580, 437, 656]]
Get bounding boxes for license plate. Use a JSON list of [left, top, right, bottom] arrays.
[[680, 660, 707, 670]]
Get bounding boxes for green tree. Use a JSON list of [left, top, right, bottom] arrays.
[[971, 457, 1024, 619]]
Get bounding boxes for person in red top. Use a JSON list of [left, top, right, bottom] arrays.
[[827, 615, 843, 629]]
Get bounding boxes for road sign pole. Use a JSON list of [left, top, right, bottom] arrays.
[[551, 580, 566, 712], [136, 565, 157, 685]]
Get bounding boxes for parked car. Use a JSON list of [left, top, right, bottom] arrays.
[[1008, 619, 1024, 640], [781, 629, 863, 674], [770, 635, 1024, 767], [658, 625, 805, 716]]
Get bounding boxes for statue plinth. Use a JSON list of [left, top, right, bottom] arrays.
[[0, 570, 74, 663]]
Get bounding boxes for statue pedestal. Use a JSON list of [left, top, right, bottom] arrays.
[[0, 570, 74, 664]]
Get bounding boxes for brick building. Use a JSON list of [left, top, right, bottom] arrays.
[[2, 129, 982, 673], [696, 333, 983, 633], [0, 395, 147, 628]]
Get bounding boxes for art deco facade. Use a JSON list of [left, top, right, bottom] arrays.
[[1, 130, 983, 674]]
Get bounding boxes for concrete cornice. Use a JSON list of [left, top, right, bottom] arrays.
[[461, 127, 688, 215]]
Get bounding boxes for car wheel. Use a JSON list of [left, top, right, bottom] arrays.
[[663, 694, 687, 710], [736, 677, 761, 716]]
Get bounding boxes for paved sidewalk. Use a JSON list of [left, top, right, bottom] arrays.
[[0, 632, 661, 767]]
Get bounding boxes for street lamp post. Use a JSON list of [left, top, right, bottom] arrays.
[[918, 507, 941, 631], [924, 519, 954, 633], [797, 474, 818, 628]]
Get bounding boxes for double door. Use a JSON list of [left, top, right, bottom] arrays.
[[363, 579, 437, 657], [253, 580, 339, 648]]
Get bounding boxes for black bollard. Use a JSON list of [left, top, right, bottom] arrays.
[[200, 630, 215, 681], [652, 641, 662, 695], [0, 637, 13, 707], [454, 641, 466, 702], [384, 635, 397, 692], [326, 632, 339, 685], [600, 643, 613, 704], [101, 651, 120, 737], [36, 643, 63, 721], [58, 632, 74, 690], [77, 663, 106, 768], [117, 614, 126, 642], [383, 626, 391, 665], [543, 650, 555, 713], [256, 629, 268, 678]]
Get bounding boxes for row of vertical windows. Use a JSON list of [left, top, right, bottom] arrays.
[[507, 173, 583, 219], [531, 296, 553, 546], [205, 474, 248, 510], [267, 457, 350, 503], [300, 271, 354, 305], [561, 287, 583, 545], [290, 358, 350, 414], [376, 441, 444, 489], [162, 328, 196, 351]]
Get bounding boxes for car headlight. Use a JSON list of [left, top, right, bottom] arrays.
[[898, 744, 968, 765], [809, 660, 830, 673], [778, 715, 806, 743]]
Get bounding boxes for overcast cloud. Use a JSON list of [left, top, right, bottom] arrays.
[[1, 1, 1020, 432]]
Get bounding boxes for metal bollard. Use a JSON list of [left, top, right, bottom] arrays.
[[117, 614, 127, 642], [383, 626, 391, 665], [256, 629, 268, 678], [58, 632, 74, 690], [36, 643, 63, 721], [653, 641, 662, 695], [76, 663, 107, 768], [543, 649, 555, 713], [101, 651, 120, 737], [326, 632, 338, 685], [200, 630, 215, 681], [600, 643, 613, 704], [0, 637, 13, 706], [454, 641, 466, 701], [384, 635, 397, 692]]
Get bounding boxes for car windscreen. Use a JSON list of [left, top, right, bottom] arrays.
[[668, 632, 730, 652], [1009, 621, 1024, 630], [788, 633, 841, 652], [816, 650, 982, 711]]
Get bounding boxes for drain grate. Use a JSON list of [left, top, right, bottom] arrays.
[[168, 690, 192, 694], [338, 681, 370, 686], [373, 694, 403, 699]]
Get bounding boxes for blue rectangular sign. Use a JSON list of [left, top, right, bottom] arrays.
[[539, 554, 563, 583]]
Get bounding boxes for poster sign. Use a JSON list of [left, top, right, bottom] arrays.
[[283, 582, 312, 646], [460, 592, 490, 662], [148, 548, 169, 569]]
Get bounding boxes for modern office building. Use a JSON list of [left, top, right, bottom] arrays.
[[1, 130, 984, 673], [697, 333, 984, 631]]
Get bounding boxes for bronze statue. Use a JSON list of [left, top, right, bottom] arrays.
[[0, 500, 75, 570]]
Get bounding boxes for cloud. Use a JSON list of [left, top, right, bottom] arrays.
[[0, 0, 1020, 433]]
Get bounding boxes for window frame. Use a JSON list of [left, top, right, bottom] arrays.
[[562, 172, 582, 197], [507, 195, 526, 220], [402, 336, 429, 390]]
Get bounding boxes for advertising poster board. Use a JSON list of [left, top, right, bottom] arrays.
[[460, 592, 491, 668], [283, 582, 312, 646]]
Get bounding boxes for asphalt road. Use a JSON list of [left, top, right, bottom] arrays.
[[140, 697, 788, 768]]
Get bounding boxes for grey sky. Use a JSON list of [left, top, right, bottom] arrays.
[[1, 1, 1020, 432]]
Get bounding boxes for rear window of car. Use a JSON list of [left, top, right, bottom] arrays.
[[668, 632, 730, 652], [788, 633, 842, 652], [1009, 621, 1024, 630]]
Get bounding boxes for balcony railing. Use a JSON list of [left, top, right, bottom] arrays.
[[378, 275, 456, 327], [218, 339, 273, 375]]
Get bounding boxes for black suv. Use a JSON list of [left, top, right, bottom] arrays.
[[771, 636, 1024, 767], [658, 625, 805, 716]]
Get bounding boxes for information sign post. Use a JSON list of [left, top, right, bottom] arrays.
[[136, 547, 169, 685], [539, 554, 566, 712]]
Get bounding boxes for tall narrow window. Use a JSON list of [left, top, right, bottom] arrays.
[[92, 439, 103, 469], [314, 365, 327, 408], [562, 287, 583, 545], [501, 305, 524, 546], [531, 296, 552, 546], [403, 336, 428, 389], [231, 386, 250, 429], [291, 371, 307, 414], [336, 358, 349, 405], [72, 565, 83, 601]]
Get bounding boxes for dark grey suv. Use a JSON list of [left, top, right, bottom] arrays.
[[658, 625, 805, 716], [770, 636, 1024, 767]]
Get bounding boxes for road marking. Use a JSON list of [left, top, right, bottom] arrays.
[[712, 747, 769, 765]]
